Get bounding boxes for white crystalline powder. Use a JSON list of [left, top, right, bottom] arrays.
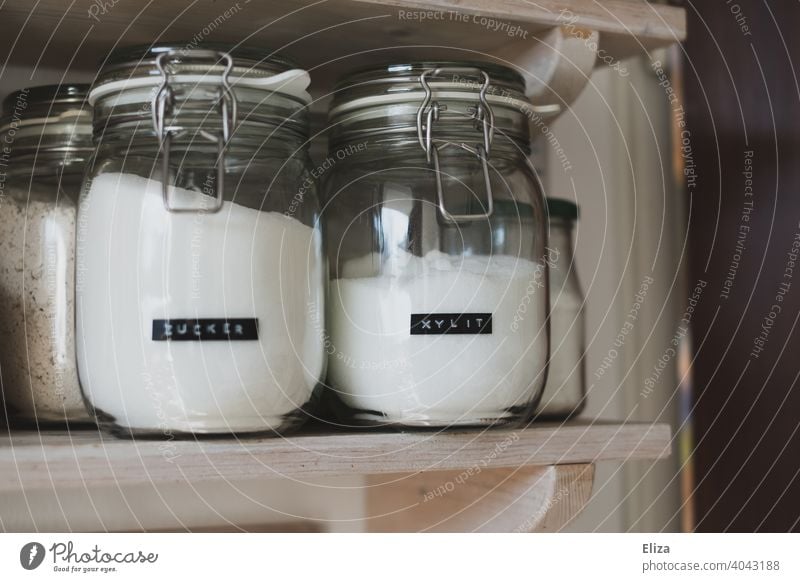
[[76, 173, 325, 434], [327, 250, 547, 425], [0, 198, 89, 423]]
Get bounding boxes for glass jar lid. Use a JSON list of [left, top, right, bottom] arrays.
[[328, 61, 533, 149], [98, 43, 297, 81], [546, 198, 579, 221], [89, 42, 312, 140], [329, 61, 544, 225], [89, 43, 313, 215], [0, 84, 93, 164], [495, 199, 535, 219], [331, 61, 526, 104]]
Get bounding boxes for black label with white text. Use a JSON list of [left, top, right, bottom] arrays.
[[410, 313, 492, 335], [152, 318, 259, 341]]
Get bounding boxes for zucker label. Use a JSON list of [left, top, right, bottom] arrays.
[[152, 318, 259, 341], [410, 313, 492, 335]]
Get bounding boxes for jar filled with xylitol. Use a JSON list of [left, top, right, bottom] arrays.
[[0, 85, 94, 426], [323, 62, 550, 427], [77, 44, 325, 436], [536, 198, 586, 418]]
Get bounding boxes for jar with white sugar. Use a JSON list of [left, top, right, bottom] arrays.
[[536, 198, 586, 418], [0, 85, 94, 425], [77, 44, 325, 436], [323, 62, 549, 426]]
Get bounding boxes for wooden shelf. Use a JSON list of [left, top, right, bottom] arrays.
[[0, 0, 685, 93], [0, 1, 683, 532], [0, 421, 670, 492]]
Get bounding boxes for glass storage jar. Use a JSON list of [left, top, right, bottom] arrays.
[[536, 198, 586, 418], [0, 85, 94, 425], [323, 62, 549, 427], [77, 44, 325, 436]]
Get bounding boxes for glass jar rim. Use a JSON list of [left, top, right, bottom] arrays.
[[90, 44, 310, 105], [546, 197, 579, 220], [0, 84, 93, 164], [328, 60, 532, 149], [0, 84, 91, 131], [2, 84, 89, 117], [90, 43, 311, 142], [334, 60, 525, 90], [329, 60, 529, 116], [97, 42, 298, 80]]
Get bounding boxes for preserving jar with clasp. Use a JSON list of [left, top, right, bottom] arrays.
[[77, 44, 325, 436], [323, 62, 550, 426], [0, 85, 94, 425]]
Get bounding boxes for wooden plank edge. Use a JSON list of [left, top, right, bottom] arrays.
[[0, 422, 671, 491], [352, 0, 687, 42]]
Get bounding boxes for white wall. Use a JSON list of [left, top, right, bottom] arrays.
[[544, 57, 684, 532]]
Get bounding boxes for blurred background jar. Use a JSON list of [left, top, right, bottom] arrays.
[[323, 62, 549, 427], [0, 85, 94, 426], [536, 198, 586, 418], [77, 44, 325, 436]]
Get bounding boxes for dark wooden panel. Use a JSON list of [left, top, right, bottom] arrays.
[[684, 0, 800, 532]]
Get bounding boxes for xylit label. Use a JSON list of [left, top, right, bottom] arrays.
[[410, 313, 492, 335], [152, 318, 259, 341]]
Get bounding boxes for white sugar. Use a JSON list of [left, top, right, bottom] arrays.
[[76, 172, 325, 434], [327, 250, 547, 425]]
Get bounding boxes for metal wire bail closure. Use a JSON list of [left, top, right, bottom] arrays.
[[416, 66, 496, 223], [151, 49, 238, 213]]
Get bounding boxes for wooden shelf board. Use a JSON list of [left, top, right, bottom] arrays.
[[353, 0, 686, 42], [0, 421, 671, 491], [0, 0, 685, 93]]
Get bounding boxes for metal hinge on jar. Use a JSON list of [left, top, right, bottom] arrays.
[[416, 66, 495, 223], [151, 49, 238, 214]]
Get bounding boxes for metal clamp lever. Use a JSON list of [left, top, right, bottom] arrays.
[[416, 67, 495, 223], [431, 142, 494, 223], [151, 49, 238, 214]]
